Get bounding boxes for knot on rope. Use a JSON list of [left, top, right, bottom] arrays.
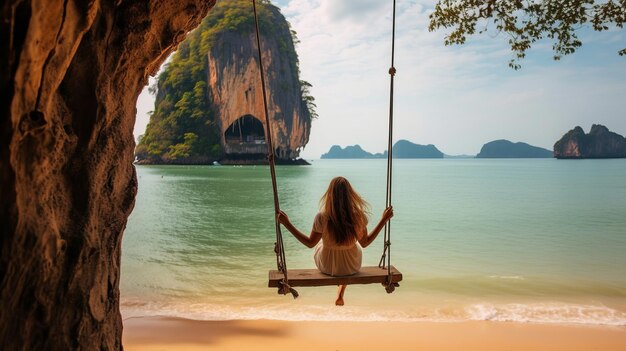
[[273, 242, 279, 254], [267, 153, 275, 163], [388, 66, 396, 76], [277, 279, 299, 299], [384, 281, 400, 294], [385, 240, 391, 247]]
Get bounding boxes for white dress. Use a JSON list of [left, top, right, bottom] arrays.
[[312, 212, 363, 276]]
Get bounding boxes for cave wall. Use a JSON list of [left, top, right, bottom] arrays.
[[0, 0, 214, 349]]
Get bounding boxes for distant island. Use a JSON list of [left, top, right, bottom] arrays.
[[554, 124, 626, 159], [443, 154, 474, 159], [393, 140, 444, 158], [321, 128, 626, 160], [320, 145, 386, 159], [476, 140, 552, 158], [321, 140, 443, 159]]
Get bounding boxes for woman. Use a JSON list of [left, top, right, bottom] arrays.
[[277, 176, 394, 306]]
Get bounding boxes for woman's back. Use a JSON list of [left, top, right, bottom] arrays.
[[277, 176, 393, 304], [313, 212, 363, 276]]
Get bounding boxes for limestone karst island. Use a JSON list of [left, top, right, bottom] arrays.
[[554, 124, 626, 159], [321, 140, 444, 159], [476, 140, 552, 158], [135, 1, 314, 165]]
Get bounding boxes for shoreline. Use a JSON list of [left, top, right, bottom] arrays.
[[123, 316, 626, 351], [134, 157, 311, 166]]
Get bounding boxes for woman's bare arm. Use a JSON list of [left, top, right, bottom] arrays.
[[277, 211, 322, 248], [358, 207, 393, 248]]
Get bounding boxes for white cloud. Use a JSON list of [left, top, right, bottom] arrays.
[[134, 76, 157, 141], [285, 0, 626, 157]]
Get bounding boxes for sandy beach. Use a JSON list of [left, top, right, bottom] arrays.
[[123, 317, 626, 351]]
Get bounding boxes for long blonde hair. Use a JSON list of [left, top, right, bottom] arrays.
[[320, 177, 370, 245]]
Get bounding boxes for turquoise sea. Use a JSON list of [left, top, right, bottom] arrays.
[[121, 159, 626, 325]]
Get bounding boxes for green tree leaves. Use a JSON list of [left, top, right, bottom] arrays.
[[429, 0, 626, 69], [166, 133, 198, 160], [300, 80, 318, 120]]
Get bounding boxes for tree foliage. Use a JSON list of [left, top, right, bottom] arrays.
[[300, 80, 318, 120], [136, 0, 313, 162], [429, 0, 626, 69]]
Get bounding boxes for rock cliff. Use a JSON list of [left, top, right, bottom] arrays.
[[0, 0, 215, 349], [554, 125, 626, 159], [476, 139, 552, 158], [137, 0, 312, 163]]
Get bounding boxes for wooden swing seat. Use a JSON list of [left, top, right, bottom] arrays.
[[268, 265, 402, 288], [254, 0, 401, 298]]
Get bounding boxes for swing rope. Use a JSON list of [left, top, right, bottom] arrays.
[[378, 0, 399, 294], [252, 0, 298, 299], [255, 0, 398, 296]]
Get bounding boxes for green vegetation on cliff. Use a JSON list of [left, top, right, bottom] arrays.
[[136, 0, 315, 163]]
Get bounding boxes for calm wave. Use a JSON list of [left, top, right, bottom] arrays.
[[121, 159, 626, 325]]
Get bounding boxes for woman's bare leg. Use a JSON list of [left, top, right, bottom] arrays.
[[335, 285, 347, 306]]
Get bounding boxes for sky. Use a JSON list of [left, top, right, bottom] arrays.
[[134, 0, 626, 158]]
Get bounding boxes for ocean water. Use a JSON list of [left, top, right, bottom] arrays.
[[121, 159, 626, 325]]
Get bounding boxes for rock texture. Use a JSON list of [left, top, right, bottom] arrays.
[[208, 9, 311, 160], [476, 139, 552, 158], [554, 124, 626, 159], [0, 0, 215, 349]]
